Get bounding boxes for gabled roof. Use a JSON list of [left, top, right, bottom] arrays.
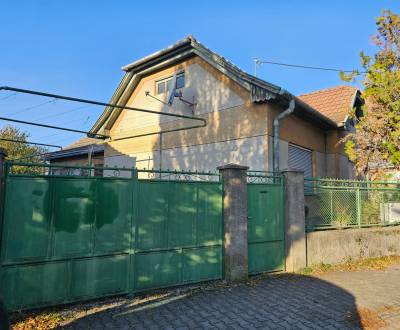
[[47, 137, 104, 160], [90, 35, 338, 135], [298, 86, 361, 126], [65, 137, 103, 149]]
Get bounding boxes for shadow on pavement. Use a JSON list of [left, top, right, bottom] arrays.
[[62, 273, 363, 329]]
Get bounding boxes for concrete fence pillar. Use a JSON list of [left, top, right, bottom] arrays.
[[282, 169, 307, 272], [217, 163, 249, 282]]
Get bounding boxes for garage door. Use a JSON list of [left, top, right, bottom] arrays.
[[288, 144, 312, 178]]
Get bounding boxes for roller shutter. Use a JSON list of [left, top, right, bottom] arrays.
[[288, 144, 313, 178]]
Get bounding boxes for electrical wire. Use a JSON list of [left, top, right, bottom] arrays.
[[256, 59, 366, 74], [32, 105, 89, 122], [0, 92, 17, 101], [30, 111, 94, 141], [4, 98, 57, 117], [0, 137, 62, 149]]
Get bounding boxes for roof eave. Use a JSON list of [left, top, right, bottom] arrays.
[[122, 38, 193, 72], [91, 36, 338, 134], [46, 144, 105, 160], [293, 96, 338, 130]]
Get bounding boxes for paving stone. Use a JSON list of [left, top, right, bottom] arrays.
[[57, 264, 400, 329]]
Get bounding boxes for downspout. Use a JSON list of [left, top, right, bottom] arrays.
[[273, 96, 296, 173]]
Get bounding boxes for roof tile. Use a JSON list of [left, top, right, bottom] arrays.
[[298, 85, 358, 124]]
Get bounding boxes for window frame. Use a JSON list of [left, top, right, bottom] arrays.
[[155, 71, 185, 95]]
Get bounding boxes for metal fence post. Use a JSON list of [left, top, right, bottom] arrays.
[[129, 167, 138, 294], [356, 188, 362, 227], [330, 190, 333, 224], [0, 148, 7, 252], [0, 148, 7, 208]]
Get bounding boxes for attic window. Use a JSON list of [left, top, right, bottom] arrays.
[[155, 72, 185, 95], [156, 77, 173, 95], [176, 72, 185, 89]]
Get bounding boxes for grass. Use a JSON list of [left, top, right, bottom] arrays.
[[300, 255, 400, 275]]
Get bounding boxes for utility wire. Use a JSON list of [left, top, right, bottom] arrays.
[[0, 92, 17, 101], [0, 137, 62, 149], [27, 111, 93, 142], [254, 58, 366, 75], [32, 105, 89, 122], [4, 98, 57, 117]]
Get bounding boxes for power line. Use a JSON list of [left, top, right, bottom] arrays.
[[0, 92, 17, 101], [253, 58, 366, 76], [4, 98, 57, 117], [0, 86, 207, 142], [0, 137, 62, 149], [27, 113, 94, 142], [32, 105, 89, 122]]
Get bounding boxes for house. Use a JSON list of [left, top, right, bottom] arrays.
[[49, 36, 363, 179], [47, 137, 104, 175]]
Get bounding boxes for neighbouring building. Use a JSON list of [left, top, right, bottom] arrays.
[[49, 36, 363, 179], [47, 137, 104, 175]]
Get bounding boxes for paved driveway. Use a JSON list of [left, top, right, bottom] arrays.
[[23, 263, 400, 329]]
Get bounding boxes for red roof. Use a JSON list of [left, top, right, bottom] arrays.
[[298, 85, 359, 125]]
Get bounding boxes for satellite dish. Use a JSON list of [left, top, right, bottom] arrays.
[[167, 74, 177, 106]]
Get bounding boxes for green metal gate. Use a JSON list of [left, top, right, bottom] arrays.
[[247, 173, 285, 274], [0, 163, 223, 311]]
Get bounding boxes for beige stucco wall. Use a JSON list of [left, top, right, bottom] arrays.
[[103, 54, 350, 177], [105, 56, 274, 171]]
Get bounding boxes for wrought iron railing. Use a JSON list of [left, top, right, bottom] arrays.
[[4, 162, 221, 182], [5, 162, 134, 178], [137, 168, 221, 182], [247, 171, 283, 184], [305, 177, 400, 231]]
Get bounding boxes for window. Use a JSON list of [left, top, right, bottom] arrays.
[[155, 72, 185, 95], [156, 77, 171, 94], [288, 144, 313, 178], [176, 73, 185, 89]]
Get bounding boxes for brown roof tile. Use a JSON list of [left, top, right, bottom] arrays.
[[298, 85, 359, 124], [65, 137, 103, 150]]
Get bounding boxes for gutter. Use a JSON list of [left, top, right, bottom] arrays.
[[273, 90, 296, 173]]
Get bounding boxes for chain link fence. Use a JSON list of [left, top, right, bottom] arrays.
[[305, 178, 400, 231]]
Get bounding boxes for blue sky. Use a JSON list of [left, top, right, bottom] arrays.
[[0, 0, 398, 149]]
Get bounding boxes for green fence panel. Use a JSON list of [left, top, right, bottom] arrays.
[[182, 246, 222, 283], [168, 182, 197, 248], [70, 255, 129, 299], [136, 181, 169, 251], [95, 180, 133, 253], [133, 180, 223, 291], [1, 177, 51, 262], [304, 178, 400, 230], [197, 183, 223, 246], [134, 250, 182, 290], [0, 164, 223, 311], [248, 241, 284, 274], [53, 178, 96, 257], [247, 177, 285, 274], [0, 173, 135, 311], [0, 262, 69, 311]]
